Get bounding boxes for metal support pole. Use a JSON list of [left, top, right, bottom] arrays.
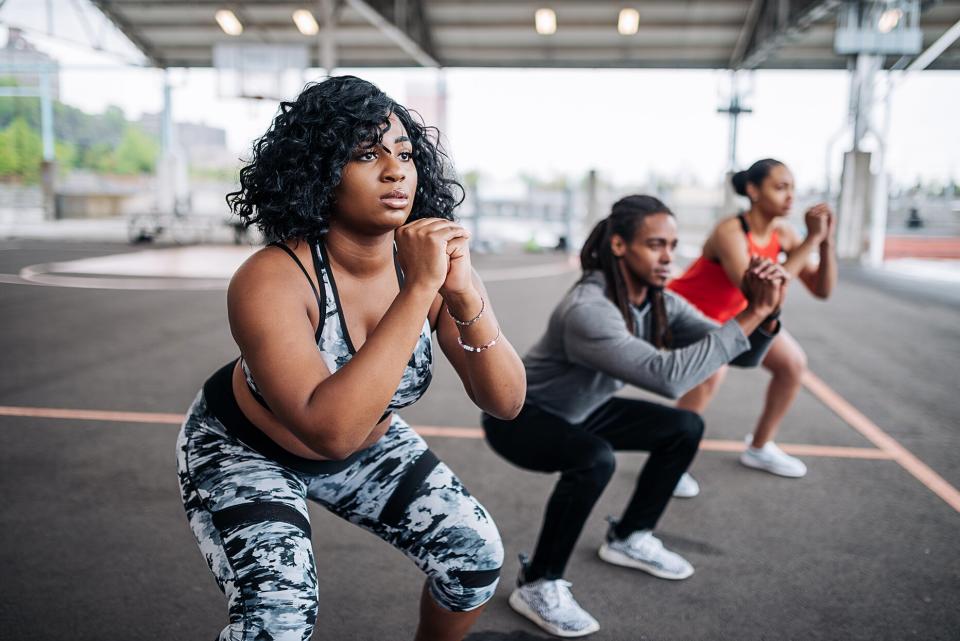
[[39, 68, 55, 162], [584, 169, 599, 230], [850, 54, 882, 151], [156, 70, 176, 215], [319, 0, 337, 74], [39, 66, 56, 219], [837, 53, 881, 259], [718, 72, 752, 215], [436, 69, 448, 136], [160, 77, 173, 156]]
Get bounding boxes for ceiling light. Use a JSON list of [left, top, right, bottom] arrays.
[[293, 9, 320, 36], [877, 8, 903, 34], [535, 8, 557, 36], [618, 8, 640, 35], [215, 9, 243, 36]]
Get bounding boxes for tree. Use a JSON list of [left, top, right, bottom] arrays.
[[0, 127, 19, 176], [0, 90, 159, 176], [113, 126, 158, 174], [0, 117, 42, 181]]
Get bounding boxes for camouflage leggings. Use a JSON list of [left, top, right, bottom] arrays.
[[176, 391, 503, 641]]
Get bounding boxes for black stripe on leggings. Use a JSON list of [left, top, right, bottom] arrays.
[[450, 566, 501, 588], [211, 502, 312, 537], [379, 449, 440, 528]]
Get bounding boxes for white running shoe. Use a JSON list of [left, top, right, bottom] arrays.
[[508, 576, 600, 638], [598, 528, 694, 580], [740, 436, 808, 478], [672, 472, 700, 498]]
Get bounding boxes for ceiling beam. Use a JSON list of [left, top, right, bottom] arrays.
[[735, 0, 842, 70], [908, 16, 960, 70], [343, 0, 439, 66], [730, 0, 767, 68], [90, 0, 166, 66]]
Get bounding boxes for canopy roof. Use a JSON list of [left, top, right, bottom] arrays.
[[91, 1, 960, 70]]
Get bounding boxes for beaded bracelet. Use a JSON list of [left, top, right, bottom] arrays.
[[447, 296, 485, 326], [458, 326, 501, 353]]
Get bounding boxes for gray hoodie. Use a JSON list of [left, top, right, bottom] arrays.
[[524, 271, 777, 423]]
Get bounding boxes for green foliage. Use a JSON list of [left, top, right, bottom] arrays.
[[113, 126, 158, 174], [0, 87, 158, 177], [0, 117, 42, 181], [55, 140, 77, 176], [189, 165, 239, 181]]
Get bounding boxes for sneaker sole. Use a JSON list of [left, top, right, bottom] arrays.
[[507, 589, 600, 638], [672, 487, 700, 498], [739, 455, 807, 478], [597, 544, 694, 580]]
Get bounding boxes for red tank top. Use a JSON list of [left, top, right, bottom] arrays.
[[668, 214, 781, 323]]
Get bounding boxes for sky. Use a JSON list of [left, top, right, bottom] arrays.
[[1, 0, 958, 192]]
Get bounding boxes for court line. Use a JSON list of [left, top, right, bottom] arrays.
[[0, 405, 185, 424], [0, 404, 892, 461], [3, 255, 580, 291], [803, 371, 960, 513]]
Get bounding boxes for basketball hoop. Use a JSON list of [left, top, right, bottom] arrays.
[[213, 42, 309, 102]]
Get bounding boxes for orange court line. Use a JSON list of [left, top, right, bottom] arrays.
[[0, 405, 185, 424], [700, 439, 892, 459], [0, 404, 891, 461], [802, 371, 960, 513]]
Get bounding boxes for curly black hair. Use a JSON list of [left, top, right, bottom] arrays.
[[227, 75, 464, 243]]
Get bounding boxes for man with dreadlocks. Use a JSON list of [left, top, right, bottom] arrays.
[[482, 195, 785, 638]]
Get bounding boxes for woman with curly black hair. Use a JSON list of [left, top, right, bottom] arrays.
[[176, 75, 525, 641]]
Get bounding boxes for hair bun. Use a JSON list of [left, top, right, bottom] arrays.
[[731, 171, 749, 197]]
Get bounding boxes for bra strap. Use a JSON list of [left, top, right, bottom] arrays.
[[737, 213, 750, 235], [269, 241, 323, 314]]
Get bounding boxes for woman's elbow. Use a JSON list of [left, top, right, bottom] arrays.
[[480, 386, 526, 420], [305, 437, 355, 461], [481, 370, 526, 419], [485, 396, 525, 421], [296, 422, 364, 461]]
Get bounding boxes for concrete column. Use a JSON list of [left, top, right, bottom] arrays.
[[837, 150, 873, 259], [156, 71, 189, 216], [320, 0, 337, 74], [39, 67, 56, 219], [837, 53, 882, 260], [584, 169, 599, 229]]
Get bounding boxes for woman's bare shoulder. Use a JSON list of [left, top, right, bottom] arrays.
[[703, 214, 746, 255], [228, 244, 315, 312]]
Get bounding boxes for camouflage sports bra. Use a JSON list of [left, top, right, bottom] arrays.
[[241, 239, 433, 420]]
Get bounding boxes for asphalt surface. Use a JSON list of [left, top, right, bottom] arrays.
[[0, 240, 957, 641]]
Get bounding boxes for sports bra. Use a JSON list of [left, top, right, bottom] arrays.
[[240, 239, 433, 422], [667, 213, 782, 323]]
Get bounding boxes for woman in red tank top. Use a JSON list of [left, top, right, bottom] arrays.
[[667, 159, 837, 490]]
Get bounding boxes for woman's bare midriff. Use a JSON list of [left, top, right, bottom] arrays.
[[231, 361, 391, 460]]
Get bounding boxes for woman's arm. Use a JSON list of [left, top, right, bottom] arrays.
[[711, 218, 753, 287], [780, 203, 833, 289], [433, 270, 525, 420], [431, 235, 525, 419], [795, 209, 837, 298]]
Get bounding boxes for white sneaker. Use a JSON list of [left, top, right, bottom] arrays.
[[672, 472, 700, 498], [740, 436, 807, 478], [508, 578, 600, 638], [598, 528, 694, 580]]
